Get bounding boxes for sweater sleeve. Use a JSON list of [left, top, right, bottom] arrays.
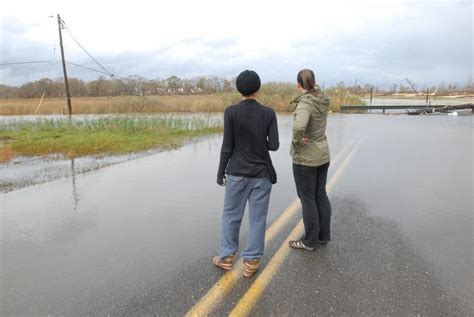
[[217, 108, 234, 179], [267, 110, 279, 151]]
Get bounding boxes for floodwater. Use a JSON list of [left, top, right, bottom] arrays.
[[1, 152, 156, 193], [0, 113, 221, 192], [0, 113, 472, 315]]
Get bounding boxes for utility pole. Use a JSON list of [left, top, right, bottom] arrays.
[[405, 77, 418, 95], [57, 14, 72, 115]]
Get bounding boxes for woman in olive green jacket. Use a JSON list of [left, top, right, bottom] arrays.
[[289, 69, 332, 251]]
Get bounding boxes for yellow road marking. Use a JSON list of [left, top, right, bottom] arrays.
[[228, 141, 361, 317], [185, 140, 358, 317]]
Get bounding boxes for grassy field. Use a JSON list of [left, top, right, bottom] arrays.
[[0, 116, 223, 163], [0, 94, 240, 115], [0, 91, 363, 163], [0, 91, 363, 115]]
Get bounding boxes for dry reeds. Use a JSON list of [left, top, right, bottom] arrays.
[[0, 95, 240, 115], [0, 90, 363, 115]]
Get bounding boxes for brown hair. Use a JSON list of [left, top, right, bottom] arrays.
[[297, 69, 317, 95]]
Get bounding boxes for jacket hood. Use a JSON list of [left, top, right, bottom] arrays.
[[290, 86, 330, 112]]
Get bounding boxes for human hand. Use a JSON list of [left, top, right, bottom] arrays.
[[217, 176, 226, 186]]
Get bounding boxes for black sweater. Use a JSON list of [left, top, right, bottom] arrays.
[[217, 99, 279, 184]]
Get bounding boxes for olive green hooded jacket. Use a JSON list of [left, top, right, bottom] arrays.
[[290, 89, 330, 167]]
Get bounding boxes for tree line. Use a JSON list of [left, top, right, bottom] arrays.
[[0, 75, 472, 99], [0, 76, 236, 99]]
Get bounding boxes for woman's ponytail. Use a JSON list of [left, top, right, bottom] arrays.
[[297, 69, 317, 95]]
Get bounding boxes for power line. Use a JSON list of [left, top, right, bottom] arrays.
[[46, 39, 58, 78], [2, 16, 171, 87], [62, 23, 114, 77], [0, 59, 115, 77], [66, 61, 114, 76], [0, 17, 203, 88], [0, 61, 53, 66]]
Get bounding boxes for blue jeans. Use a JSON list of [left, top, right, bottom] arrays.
[[218, 175, 272, 260]]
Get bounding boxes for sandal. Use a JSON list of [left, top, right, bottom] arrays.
[[243, 258, 260, 278], [212, 253, 235, 270], [289, 240, 315, 251]]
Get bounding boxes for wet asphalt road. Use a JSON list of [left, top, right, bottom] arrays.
[[1, 113, 472, 316]]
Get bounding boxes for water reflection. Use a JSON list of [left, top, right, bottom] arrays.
[[71, 158, 80, 210], [0, 150, 168, 193]]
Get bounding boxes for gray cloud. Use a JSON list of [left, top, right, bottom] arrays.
[[1, 1, 471, 88]]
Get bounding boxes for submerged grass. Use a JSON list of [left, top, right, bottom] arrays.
[[0, 116, 223, 162]]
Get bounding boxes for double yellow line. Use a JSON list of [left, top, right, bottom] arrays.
[[186, 140, 361, 317]]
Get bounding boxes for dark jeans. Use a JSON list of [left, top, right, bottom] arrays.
[[292, 162, 331, 247]]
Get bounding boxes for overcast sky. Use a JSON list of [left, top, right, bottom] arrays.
[[0, 0, 472, 87]]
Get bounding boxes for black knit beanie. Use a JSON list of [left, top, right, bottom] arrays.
[[236, 70, 261, 96]]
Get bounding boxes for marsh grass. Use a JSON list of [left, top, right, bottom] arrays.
[[0, 116, 223, 162], [0, 90, 362, 115], [324, 88, 366, 112], [0, 95, 241, 115]]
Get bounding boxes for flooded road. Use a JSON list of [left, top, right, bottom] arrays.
[[1, 113, 472, 315]]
